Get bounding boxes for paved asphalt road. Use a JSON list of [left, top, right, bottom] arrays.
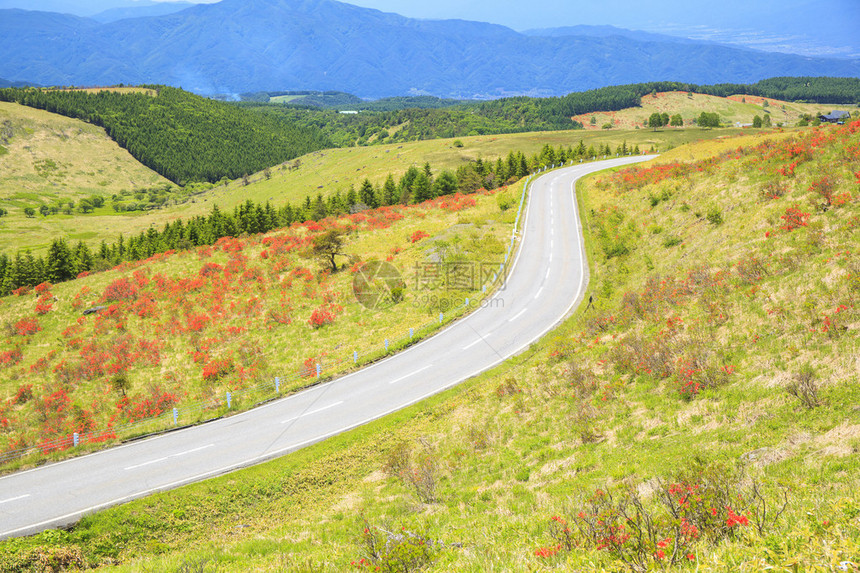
[[0, 156, 654, 539]]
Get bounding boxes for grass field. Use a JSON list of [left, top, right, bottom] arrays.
[[1, 123, 857, 571], [268, 95, 306, 104], [573, 91, 831, 131]]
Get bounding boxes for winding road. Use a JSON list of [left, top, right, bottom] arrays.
[[0, 156, 653, 540]]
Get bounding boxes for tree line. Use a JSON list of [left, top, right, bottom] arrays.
[[0, 142, 639, 295]]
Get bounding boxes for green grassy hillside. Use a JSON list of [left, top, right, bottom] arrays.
[[0, 101, 167, 253], [2, 123, 857, 571]]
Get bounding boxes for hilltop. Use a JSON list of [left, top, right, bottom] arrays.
[[1, 121, 857, 571]]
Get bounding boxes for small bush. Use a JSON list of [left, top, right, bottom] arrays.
[[353, 520, 436, 572], [786, 365, 821, 409], [706, 207, 723, 226]]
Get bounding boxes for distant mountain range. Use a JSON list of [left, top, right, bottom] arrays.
[[1, 0, 858, 99]]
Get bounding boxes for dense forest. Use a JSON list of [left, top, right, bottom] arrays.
[[0, 141, 635, 295], [0, 86, 331, 184]]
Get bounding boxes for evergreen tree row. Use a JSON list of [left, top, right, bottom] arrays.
[[0, 142, 632, 296]]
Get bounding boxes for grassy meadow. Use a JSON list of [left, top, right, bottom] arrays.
[[1, 119, 857, 571], [0, 101, 167, 253]]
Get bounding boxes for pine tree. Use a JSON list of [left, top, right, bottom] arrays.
[[359, 178, 379, 208], [382, 174, 398, 206], [46, 239, 74, 283], [412, 172, 433, 203]]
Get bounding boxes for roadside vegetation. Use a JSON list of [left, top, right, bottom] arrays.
[[0, 178, 525, 467], [1, 118, 857, 571]]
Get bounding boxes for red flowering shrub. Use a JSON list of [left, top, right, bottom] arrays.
[[35, 294, 53, 315], [780, 205, 810, 231], [199, 262, 223, 277], [410, 230, 430, 243], [0, 348, 23, 369], [101, 277, 138, 302], [13, 383, 33, 404], [186, 313, 211, 332], [308, 306, 336, 328], [14, 317, 41, 336], [202, 358, 233, 381], [536, 463, 778, 569]]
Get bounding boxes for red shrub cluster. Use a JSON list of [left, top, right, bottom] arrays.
[[0, 348, 23, 368], [410, 230, 430, 243], [202, 358, 233, 381], [780, 205, 810, 231], [308, 305, 338, 328], [101, 277, 138, 302], [34, 294, 53, 315], [14, 317, 41, 336]]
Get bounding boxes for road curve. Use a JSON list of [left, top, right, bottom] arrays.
[[0, 156, 654, 539]]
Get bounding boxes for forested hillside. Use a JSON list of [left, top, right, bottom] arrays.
[[0, 86, 331, 183]]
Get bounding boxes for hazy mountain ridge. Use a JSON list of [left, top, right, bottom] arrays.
[[0, 0, 858, 98]]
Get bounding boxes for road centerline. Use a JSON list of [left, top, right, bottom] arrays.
[[280, 402, 345, 424], [388, 365, 431, 385], [124, 444, 215, 471]]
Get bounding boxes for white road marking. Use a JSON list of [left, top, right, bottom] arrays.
[[124, 444, 214, 471], [388, 365, 431, 385], [508, 308, 528, 322], [462, 338, 484, 350], [280, 402, 344, 424], [535, 286, 544, 299], [0, 494, 30, 505]]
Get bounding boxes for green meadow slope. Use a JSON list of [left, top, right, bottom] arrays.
[[1, 123, 857, 571]]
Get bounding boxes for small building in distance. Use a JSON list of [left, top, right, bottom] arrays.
[[819, 110, 851, 124]]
